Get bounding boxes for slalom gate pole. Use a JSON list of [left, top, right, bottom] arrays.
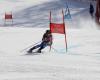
[[20, 41, 41, 52], [62, 9, 67, 52]]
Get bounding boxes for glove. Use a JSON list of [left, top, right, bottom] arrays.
[[47, 41, 52, 46]]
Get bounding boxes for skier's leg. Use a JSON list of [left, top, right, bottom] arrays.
[[28, 44, 41, 53], [37, 42, 47, 53]]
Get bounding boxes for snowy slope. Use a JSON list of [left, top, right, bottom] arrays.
[[0, 27, 100, 80], [0, 0, 100, 80], [12, 0, 90, 27], [0, 0, 96, 28], [0, 0, 52, 26]]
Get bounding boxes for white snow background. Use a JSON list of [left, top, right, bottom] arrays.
[[0, 0, 100, 80]]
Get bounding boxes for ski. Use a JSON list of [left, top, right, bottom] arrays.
[[25, 51, 43, 55]]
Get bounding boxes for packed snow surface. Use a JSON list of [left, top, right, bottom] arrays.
[[0, 0, 100, 80]]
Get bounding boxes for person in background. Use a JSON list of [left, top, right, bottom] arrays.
[[89, 3, 94, 18]]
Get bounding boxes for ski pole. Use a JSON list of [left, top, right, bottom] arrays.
[[20, 41, 41, 52], [51, 46, 59, 53], [49, 45, 52, 52]]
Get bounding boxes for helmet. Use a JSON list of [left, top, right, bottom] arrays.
[[46, 30, 51, 33]]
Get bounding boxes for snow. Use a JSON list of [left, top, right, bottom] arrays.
[[0, 0, 100, 80]]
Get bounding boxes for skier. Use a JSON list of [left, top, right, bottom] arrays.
[[89, 3, 94, 18], [27, 30, 52, 53]]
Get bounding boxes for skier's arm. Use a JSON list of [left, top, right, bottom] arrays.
[[42, 33, 46, 41]]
